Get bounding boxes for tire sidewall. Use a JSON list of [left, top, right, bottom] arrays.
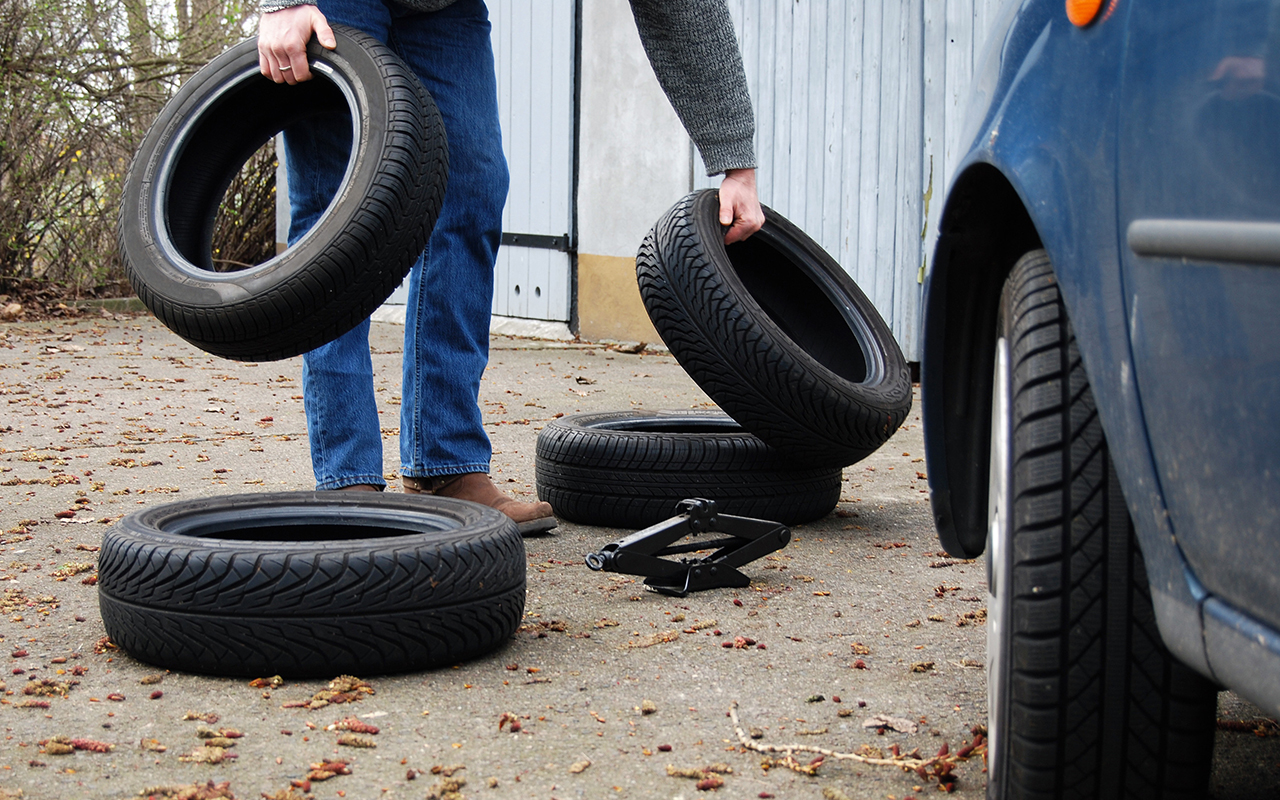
[[685, 189, 911, 411], [535, 409, 842, 526], [985, 274, 1016, 799], [641, 190, 912, 465], [539, 408, 784, 464], [120, 33, 394, 311], [97, 492, 524, 615]]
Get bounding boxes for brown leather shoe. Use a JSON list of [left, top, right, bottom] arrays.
[[404, 473, 557, 535], [336, 484, 381, 492]]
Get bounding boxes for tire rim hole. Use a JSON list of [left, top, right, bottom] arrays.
[[159, 65, 359, 279], [725, 234, 871, 384], [210, 138, 280, 273], [182, 522, 433, 542]]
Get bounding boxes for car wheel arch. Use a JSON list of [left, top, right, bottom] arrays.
[[923, 162, 1220, 681], [923, 163, 1040, 559]]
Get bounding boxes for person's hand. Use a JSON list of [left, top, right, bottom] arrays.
[[718, 167, 765, 244], [258, 4, 336, 85]]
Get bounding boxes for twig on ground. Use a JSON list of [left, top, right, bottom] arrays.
[[728, 701, 986, 789]]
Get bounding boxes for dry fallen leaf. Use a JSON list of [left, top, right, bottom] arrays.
[[424, 776, 465, 800], [336, 733, 377, 748], [178, 746, 235, 764], [134, 781, 234, 800], [328, 717, 378, 734], [861, 714, 918, 734]]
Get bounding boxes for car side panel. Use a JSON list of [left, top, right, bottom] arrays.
[[923, 0, 1214, 675], [1118, 0, 1280, 632]]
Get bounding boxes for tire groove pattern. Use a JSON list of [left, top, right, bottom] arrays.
[[994, 251, 1216, 800], [97, 493, 524, 676], [535, 409, 841, 528], [636, 191, 911, 467], [119, 26, 448, 362], [99, 585, 524, 677]]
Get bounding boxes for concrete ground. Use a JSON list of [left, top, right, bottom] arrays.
[[0, 314, 1275, 800]]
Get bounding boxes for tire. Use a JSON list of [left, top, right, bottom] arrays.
[[985, 251, 1216, 799], [535, 409, 842, 528], [636, 190, 913, 467], [118, 27, 448, 362], [96, 493, 524, 677]]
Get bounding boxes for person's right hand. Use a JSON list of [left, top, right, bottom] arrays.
[[258, 5, 337, 85]]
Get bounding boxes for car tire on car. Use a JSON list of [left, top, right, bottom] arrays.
[[118, 26, 448, 362], [984, 251, 1217, 799], [535, 409, 842, 528], [96, 492, 524, 677], [636, 189, 912, 468]]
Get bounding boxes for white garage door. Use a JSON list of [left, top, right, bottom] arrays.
[[489, 0, 575, 323]]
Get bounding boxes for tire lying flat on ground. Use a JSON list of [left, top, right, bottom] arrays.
[[118, 26, 447, 362], [97, 493, 524, 677], [984, 251, 1216, 799], [535, 409, 842, 528], [637, 190, 913, 468]]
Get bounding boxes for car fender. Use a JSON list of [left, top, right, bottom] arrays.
[[921, 2, 1212, 676]]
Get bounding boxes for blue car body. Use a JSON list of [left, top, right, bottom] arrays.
[[923, 0, 1280, 715]]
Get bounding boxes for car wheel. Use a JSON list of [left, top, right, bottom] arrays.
[[985, 251, 1216, 798], [535, 409, 842, 528], [97, 492, 523, 677], [118, 26, 448, 362], [636, 190, 912, 467]]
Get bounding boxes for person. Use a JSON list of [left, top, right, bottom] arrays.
[[257, 0, 764, 534]]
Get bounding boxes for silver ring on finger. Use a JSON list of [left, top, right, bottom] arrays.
[[279, 64, 293, 71]]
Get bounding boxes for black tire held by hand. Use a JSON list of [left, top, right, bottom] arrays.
[[535, 409, 842, 528], [118, 26, 448, 362], [637, 190, 912, 467], [97, 493, 524, 677]]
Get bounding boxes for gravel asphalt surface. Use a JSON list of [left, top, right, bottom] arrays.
[[0, 313, 1274, 800]]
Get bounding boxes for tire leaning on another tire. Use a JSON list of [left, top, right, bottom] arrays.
[[985, 251, 1216, 799], [118, 26, 448, 362], [97, 493, 524, 677], [636, 190, 913, 468], [535, 409, 842, 528]]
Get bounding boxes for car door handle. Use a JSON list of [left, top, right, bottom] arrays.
[[1128, 219, 1280, 267]]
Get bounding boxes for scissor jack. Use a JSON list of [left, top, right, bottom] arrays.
[[584, 498, 791, 597]]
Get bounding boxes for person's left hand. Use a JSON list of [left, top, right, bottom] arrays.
[[258, 4, 336, 85], [719, 167, 765, 244]]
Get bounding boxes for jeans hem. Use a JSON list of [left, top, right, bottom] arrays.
[[400, 463, 490, 480], [316, 475, 388, 491]]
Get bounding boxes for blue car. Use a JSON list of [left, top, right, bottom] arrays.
[[921, 1, 1280, 797]]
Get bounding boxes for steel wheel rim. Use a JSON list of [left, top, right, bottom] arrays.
[[986, 333, 1012, 798]]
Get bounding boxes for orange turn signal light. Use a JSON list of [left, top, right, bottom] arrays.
[[1066, 0, 1104, 27]]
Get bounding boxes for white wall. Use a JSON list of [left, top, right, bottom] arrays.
[[695, 0, 1009, 361], [576, 0, 693, 260], [277, 0, 1010, 354], [489, 0, 576, 322]]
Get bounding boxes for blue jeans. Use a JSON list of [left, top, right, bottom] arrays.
[[287, 0, 509, 490]]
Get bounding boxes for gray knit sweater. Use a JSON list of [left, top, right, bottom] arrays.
[[259, 0, 756, 175]]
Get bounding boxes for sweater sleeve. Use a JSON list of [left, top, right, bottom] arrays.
[[259, 0, 313, 13], [628, 0, 756, 175]]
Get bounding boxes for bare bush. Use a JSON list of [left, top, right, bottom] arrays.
[[0, 0, 270, 301], [212, 140, 279, 272]]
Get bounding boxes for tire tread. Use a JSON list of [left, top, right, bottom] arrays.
[[995, 251, 1215, 800]]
